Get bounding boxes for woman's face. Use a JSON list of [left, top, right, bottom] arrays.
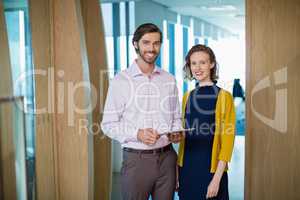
[[189, 51, 214, 82]]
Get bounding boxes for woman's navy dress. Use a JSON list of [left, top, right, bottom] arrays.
[[178, 85, 229, 200]]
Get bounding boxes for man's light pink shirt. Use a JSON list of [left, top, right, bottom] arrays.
[[101, 61, 182, 149]]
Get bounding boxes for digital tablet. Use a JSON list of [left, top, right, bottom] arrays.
[[160, 128, 195, 135]]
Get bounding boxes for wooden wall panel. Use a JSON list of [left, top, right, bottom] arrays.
[[30, 0, 95, 199], [246, 0, 300, 199], [80, 0, 111, 199], [0, 1, 17, 199], [53, 0, 92, 199], [29, 0, 57, 199]]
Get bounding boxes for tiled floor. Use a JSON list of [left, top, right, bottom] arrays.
[[111, 136, 244, 200], [228, 136, 245, 200]]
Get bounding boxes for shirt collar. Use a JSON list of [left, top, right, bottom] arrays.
[[129, 60, 161, 77]]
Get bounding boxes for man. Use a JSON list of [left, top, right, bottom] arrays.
[[101, 23, 182, 200]]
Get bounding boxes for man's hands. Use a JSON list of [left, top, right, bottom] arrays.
[[137, 128, 160, 145], [137, 129, 185, 145], [167, 132, 185, 143]]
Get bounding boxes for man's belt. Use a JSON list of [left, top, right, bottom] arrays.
[[123, 144, 172, 154]]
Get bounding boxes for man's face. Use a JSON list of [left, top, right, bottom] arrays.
[[134, 32, 161, 64]]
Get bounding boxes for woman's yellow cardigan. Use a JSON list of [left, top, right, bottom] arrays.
[[177, 89, 236, 173]]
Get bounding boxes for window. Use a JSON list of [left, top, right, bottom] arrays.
[[4, 1, 35, 199]]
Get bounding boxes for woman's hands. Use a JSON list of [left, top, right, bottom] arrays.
[[206, 178, 220, 199], [206, 160, 227, 199]]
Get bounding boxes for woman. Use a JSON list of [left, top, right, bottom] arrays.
[[177, 44, 235, 200]]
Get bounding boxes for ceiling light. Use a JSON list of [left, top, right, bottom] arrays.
[[200, 5, 237, 11]]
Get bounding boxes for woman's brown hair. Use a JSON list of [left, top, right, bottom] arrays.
[[183, 44, 218, 82]]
